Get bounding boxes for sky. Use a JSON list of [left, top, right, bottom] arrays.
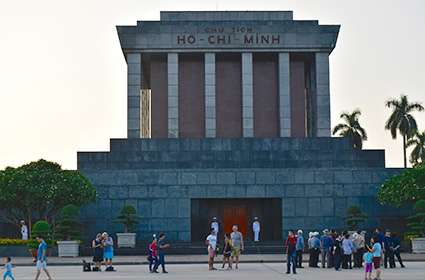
[[0, 0, 424, 170]]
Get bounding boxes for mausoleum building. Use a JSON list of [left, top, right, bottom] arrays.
[[78, 11, 403, 242]]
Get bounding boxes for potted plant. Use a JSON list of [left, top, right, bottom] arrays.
[[55, 204, 81, 257], [114, 205, 140, 248], [27, 220, 52, 261], [408, 200, 425, 253], [345, 205, 367, 232]]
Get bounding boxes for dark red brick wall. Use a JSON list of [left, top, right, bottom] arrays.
[[178, 53, 205, 138], [216, 53, 243, 138], [253, 53, 279, 137], [150, 54, 168, 138]]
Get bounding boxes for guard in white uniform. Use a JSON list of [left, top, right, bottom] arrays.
[[20, 220, 28, 240], [252, 217, 260, 242], [211, 217, 219, 236]]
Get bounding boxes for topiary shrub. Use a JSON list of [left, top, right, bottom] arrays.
[[32, 220, 51, 239], [114, 205, 141, 233], [345, 206, 367, 231], [27, 220, 52, 250], [55, 204, 81, 241], [407, 200, 425, 237]]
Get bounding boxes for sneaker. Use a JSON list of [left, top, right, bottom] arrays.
[[162, 270, 168, 273]]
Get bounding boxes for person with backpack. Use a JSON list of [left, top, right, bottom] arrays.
[[148, 235, 158, 273], [285, 231, 297, 275], [222, 233, 233, 270], [333, 234, 343, 271], [92, 233, 103, 272]]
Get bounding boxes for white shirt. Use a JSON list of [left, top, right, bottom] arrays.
[[21, 225, 28, 240], [253, 221, 260, 232], [211, 221, 219, 234], [206, 234, 217, 250]]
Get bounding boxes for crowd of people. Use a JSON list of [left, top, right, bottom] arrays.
[[284, 228, 405, 279], [1, 221, 408, 280]]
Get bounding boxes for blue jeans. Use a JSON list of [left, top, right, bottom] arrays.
[[149, 256, 158, 271], [287, 252, 297, 274], [3, 271, 15, 280], [154, 253, 166, 271]]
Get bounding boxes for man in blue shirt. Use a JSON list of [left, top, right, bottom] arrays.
[[34, 236, 53, 280], [154, 233, 170, 273], [295, 230, 304, 268], [320, 230, 333, 268]]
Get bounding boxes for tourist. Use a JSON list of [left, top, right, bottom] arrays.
[[92, 233, 103, 271], [34, 236, 53, 280], [383, 230, 395, 268], [295, 229, 304, 268], [2, 257, 14, 280], [342, 233, 354, 269], [353, 231, 365, 268], [391, 232, 405, 268], [206, 228, 218, 271], [333, 234, 343, 271], [252, 217, 260, 242], [328, 229, 337, 268], [148, 235, 158, 273], [154, 233, 170, 273], [222, 233, 233, 269], [308, 232, 314, 267], [20, 220, 28, 240], [102, 232, 115, 271], [363, 248, 373, 280], [320, 229, 333, 268], [230, 225, 244, 269], [371, 236, 383, 280], [309, 232, 320, 267], [285, 230, 297, 274]]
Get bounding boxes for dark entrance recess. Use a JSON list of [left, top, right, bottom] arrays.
[[191, 198, 282, 242]]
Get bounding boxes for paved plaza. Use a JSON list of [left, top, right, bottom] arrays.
[[10, 263, 425, 280]]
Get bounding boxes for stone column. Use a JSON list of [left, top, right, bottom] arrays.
[[242, 52, 254, 137], [278, 53, 291, 137], [205, 53, 216, 138], [127, 53, 142, 138], [168, 53, 179, 138], [315, 52, 331, 137]]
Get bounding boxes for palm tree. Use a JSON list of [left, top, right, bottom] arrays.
[[385, 95, 424, 168], [332, 109, 367, 149], [407, 131, 425, 166]]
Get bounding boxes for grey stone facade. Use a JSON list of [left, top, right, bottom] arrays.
[[78, 138, 403, 241]]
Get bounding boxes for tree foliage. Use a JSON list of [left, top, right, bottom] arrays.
[[407, 131, 425, 166], [114, 205, 141, 233], [385, 94, 424, 168], [378, 164, 425, 207], [0, 159, 96, 235], [345, 205, 367, 231], [332, 109, 367, 149], [407, 200, 425, 237]]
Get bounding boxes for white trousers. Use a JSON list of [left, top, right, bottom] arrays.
[[254, 231, 260, 242]]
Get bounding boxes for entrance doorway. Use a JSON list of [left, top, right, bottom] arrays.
[[223, 206, 247, 237], [191, 198, 282, 242]]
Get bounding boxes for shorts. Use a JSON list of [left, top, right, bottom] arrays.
[[231, 246, 241, 257], [104, 251, 114, 260], [208, 247, 216, 258], [373, 257, 381, 269], [36, 260, 47, 271], [365, 263, 373, 273]]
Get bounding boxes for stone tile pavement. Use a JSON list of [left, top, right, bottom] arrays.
[[9, 253, 425, 266], [8, 262, 425, 280]]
